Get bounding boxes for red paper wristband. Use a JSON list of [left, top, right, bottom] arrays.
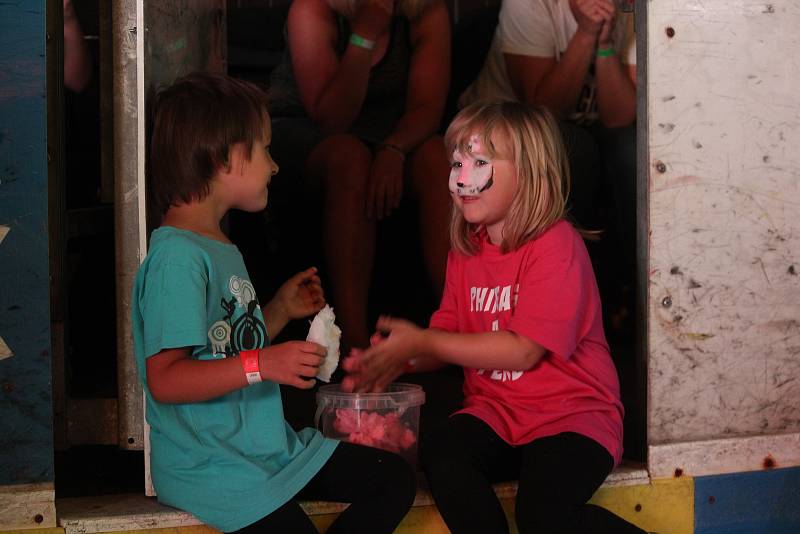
[[240, 349, 262, 384]]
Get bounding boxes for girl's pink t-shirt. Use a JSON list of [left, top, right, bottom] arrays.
[[430, 220, 624, 464]]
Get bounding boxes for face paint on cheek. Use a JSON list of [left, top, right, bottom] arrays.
[[478, 173, 493, 193], [450, 162, 493, 196], [448, 158, 462, 195], [449, 135, 495, 196]]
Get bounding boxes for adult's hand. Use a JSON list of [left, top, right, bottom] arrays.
[[351, 0, 394, 40], [366, 148, 404, 220], [598, 2, 618, 49], [570, 0, 614, 39]]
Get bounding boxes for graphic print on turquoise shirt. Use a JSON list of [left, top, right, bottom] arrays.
[[207, 275, 269, 357]]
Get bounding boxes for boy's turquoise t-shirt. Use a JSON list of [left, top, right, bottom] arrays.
[[131, 227, 337, 532]]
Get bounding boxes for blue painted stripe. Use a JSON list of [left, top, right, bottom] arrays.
[[0, 4, 51, 486], [695, 466, 800, 534]]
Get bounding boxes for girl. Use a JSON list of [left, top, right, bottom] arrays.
[[342, 101, 647, 533]]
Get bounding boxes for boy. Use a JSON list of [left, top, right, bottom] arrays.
[[132, 72, 415, 534]]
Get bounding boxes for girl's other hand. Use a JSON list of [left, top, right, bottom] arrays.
[[341, 316, 421, 392], [366, 149, 404, 220], [352, 0, 394, 40], [260, 341, 326, 389], [274, 267, 326, 321]]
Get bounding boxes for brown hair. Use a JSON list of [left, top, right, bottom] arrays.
[[149, 72, 269, 214], [445, 101, 572, 255]]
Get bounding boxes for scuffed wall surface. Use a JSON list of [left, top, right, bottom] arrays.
[[648, 1, 800, 444]]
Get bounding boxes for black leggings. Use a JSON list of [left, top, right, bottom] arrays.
[[229, 442, 416, 534], [421, 414, 647, 534]]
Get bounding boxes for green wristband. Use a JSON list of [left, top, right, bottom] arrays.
[[349, 32, 375, 51], [596, 47, 616, 58]]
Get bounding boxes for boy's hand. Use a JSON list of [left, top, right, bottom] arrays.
[[273, 267, 326, 321], [259, 341, 326, 389], [342, 316, 421, 392]]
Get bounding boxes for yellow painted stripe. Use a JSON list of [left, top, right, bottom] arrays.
[[317, 476, 694, 534], [313, 505, 452, 533], [589, 477, 694, 534]]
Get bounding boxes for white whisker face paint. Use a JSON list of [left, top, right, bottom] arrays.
[[449, 135, 495, 196]]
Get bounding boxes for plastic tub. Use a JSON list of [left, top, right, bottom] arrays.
[[315, 383, 426, 466]]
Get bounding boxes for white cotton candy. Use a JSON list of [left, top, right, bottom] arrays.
[[306, 305, 342, 382]]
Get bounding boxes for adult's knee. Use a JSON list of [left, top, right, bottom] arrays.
[[408, 136, 446, 172], [407, 136, 449, 195], [308, 134, 372, 193]]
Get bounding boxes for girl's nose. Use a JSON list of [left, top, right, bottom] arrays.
[[456, 168, 470, 187]]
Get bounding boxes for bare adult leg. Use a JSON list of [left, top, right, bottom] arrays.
[[306, 134, 375, 353], [408, 136, 451, 298]]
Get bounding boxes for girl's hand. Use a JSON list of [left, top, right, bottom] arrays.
[[366, 148, 404, 220], [274, 267, 326, 321], [342, 316, 422, 392], [351, 0, 394, 40], [260, 341, 326, 389]]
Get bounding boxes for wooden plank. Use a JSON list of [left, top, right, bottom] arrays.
[[0, 484, 56, 530], [649, 432, 800, 479], [57, 462, 649, 534], [58, 494, 203, 534], [0, 225, 12, 365], [647, 0, 800, 451], [66, 398, 118, 445]]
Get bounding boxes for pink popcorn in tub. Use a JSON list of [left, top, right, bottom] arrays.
[[333, 409, 416, 453]]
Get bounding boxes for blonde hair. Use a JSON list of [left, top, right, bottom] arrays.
[[327, 0, 433, 20], [445, 101, 571, 255]]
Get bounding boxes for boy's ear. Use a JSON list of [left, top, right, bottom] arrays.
[[222, 143, 247, 176]]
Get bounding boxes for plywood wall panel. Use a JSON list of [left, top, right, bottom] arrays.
[[647, 1, 800, 449]]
